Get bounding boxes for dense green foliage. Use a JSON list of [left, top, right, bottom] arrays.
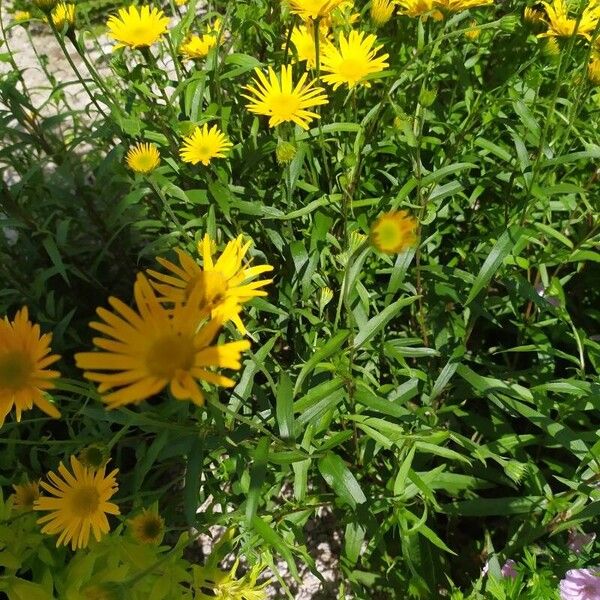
[[1, 0, 599, 598]]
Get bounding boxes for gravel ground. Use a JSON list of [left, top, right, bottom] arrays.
[[0, 5, 342, 599]]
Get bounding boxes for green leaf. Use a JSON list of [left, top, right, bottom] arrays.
[[318, 452, 366, 508], [245, 437, 270, 524], [276, 374, 295, 440], [183, 437, 204, 527], [465, 225, 524, 305], [251, 516, 299, 578]]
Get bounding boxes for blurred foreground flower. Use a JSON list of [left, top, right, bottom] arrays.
[[35, 455, 119, 550], [179, 124, 233, 165], [75, 275, 250, 407], [13, 10, 31, 23], [147, 234, 273, 334], [0, 307, 60, 426], [10, 481, 40, 511], [33, 0, 58, 12], [321, 30, 389, 90], [244, 65, 328, 130], [107, 5, 169, 49], [560, 568, 600, 600], [567, 530, 596, 554], [435, 0, 493, 12], [126, 142, 161, 174], [370, 211, 418, 254], [588, 57, 600, 85], [501, 559, 518, 579]]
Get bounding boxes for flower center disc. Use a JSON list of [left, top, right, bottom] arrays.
[[142, 517, 162, 539], [0, 351, 33, 390], [185, 271, 228, 308], [71, 486, 100, 517], [146, 334, 195, 379], [270, 93, 302, 120], [338, 58, 367, 85]]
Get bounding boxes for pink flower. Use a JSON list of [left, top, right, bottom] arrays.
[[560, 568, 600, 600], [568, 531, 596, 555], [501, 559, 518, 579]]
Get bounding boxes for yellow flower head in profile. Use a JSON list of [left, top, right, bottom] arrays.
[[370, 211, 418, 254], [371, 0, 395, 26], [35, 455, 119, 550], [243, 65, 328, 130], [51, 2, 75, 29], [0, 307, 61, 427], [33, 0, 58, 12], [538, 0, 600, 39], [285, 0, 347, 20], [589, 57, 600, 85], [75, 275, 250, 408], [125, 142, 161, 174], [434, 0, 493, 12], [523, 5, 546, 27], [179, 124, 233, 166], [147, 234, 274, 334], [321, 30, 389, 90], [395, 0, 442, 19], [107, 5, 169, 49], [290, 24, 333, 68], [14, 10, 31, 23], [193, 561, 270, 600], [10, 481, 40, 511], [179, 34, 217, 60], [129, 508, 165, 544]]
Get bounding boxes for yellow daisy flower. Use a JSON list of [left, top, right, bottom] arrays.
[[395, 0, 443, 19], [371, 0, 395, 26], [10, 481, 40, 511], [321, 30, 389, 90], [107, 5, 169, 49], [35, 455, 119, 550], [285, 0, 347, 20], [13, 10, 31, 23], [523, 5, 546, 26], [125, 142, 161, 174], [589, 57, 600, 85], [435, 0, 493, 12], [193, 561, 270, 600], [538, 0, 600, 39], [129, 508, 165, 544], [465, 20, 481, 39], [179, 124, 233, 166], [290, 24, 333, 68], [243, 65, 328, 130], [370, 211, 418, 254], [179, 34, 217, 60], [50, 2, 75, 29], [147, 234, 274, 334], [0, 307, 61, 427], [75, 274, 250, 408]]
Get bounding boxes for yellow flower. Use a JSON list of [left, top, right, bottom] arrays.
[[395, 0, 443, 19], [321, 30, 389, 90], [589, 57, 600, 85], [193, 561, 270, 600], [10, 481, 40, 511], [285, 0, 347, 20], [370, 211, 418, 254], [179, 124, 233, 166], [523, 6, 546, 26], [0, 307, 61, 427], [243, 65, 328, 130], [147, 234, 274, 334], [435, 0, 493, 12], [51, 2, 75, 29], [107, 5, 169, 49], [175, 0, 188, 5], [129, 509, 165, 544], [538, 0, 600, 39], [290, 24, 332, 68], [125, 142, 160, 174], [371, 0, 395, 26], [276, 140, 297, 164], [179, 34, 217, 59], [465, 20, 481, 39], [35, 455, 119, 550], [13, 10, 31, 23], [75, 274, 250, 408]]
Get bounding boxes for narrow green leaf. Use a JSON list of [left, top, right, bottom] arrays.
[[318, 452, 366, 508]]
